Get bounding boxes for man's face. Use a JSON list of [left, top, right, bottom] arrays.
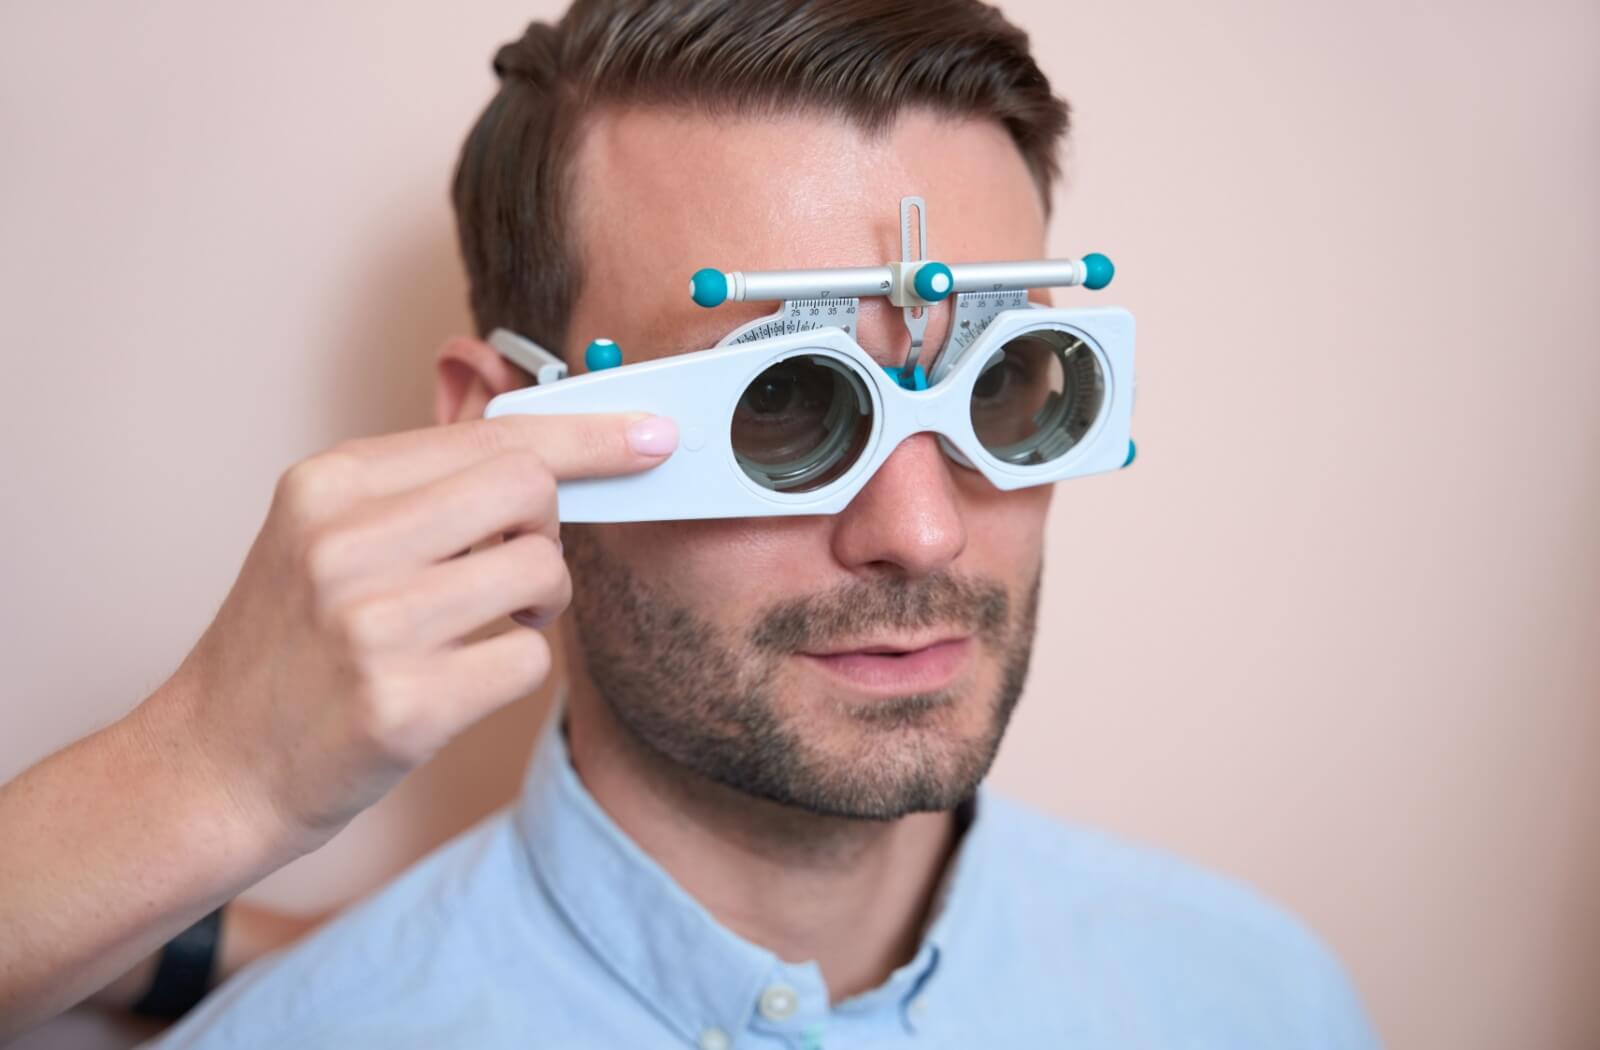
[[560, 107, 1052, 820]]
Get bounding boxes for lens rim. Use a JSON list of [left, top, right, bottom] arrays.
[[726, 347, 881, 501], [961, 321, 1111, 472]]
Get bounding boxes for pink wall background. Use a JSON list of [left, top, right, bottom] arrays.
[[3, 2, 1597, 1047]]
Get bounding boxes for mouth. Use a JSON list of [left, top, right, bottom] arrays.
[[799, 636, 972, 695]]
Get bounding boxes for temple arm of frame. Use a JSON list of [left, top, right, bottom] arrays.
[[488, 328, 569, 386]]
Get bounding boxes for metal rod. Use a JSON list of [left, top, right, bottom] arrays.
[[715, 258, 1093, 303], [728, 267, 891, 303], [946, 259, 1089, 293]]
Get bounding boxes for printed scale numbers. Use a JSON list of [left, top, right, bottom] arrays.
[[724, 299, 859, 345], [947, 289, 1031, 356]]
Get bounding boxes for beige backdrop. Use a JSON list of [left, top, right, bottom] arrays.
[[2, 2, 1597, 1048]]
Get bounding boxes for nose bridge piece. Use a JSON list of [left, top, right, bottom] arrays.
[[869, 365, 969, 481], [881, 361, 928, 391], [870, 352, 966, 441]]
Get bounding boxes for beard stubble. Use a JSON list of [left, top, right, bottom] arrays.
[[564, 529, 1042, 821]]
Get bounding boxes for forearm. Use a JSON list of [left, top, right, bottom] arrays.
[[0, 679, 300, 1038]]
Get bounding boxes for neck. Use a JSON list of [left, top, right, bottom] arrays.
[[563, 671, 959, 1002]]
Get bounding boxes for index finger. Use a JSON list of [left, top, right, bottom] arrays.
[[334, 413, 677, 497]]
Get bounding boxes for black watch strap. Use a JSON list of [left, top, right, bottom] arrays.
[[131, 906, 225, 1019]]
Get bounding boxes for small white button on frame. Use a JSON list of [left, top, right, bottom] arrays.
[[758, 984, 799, 1021], [697, 1027, 731, 1050]]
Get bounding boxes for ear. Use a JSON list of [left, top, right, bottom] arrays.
[[434, 335, 534, 425]]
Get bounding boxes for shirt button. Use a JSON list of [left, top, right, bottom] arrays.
[[697, 1028, 730, 1050], [758, 984, 799, 1021]]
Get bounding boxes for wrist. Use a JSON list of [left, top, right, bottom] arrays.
[[124, 669, 315, 880]]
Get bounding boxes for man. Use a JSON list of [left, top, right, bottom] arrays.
[[148, 1, 1378, 1046]]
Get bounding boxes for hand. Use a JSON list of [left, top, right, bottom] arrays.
[[149, 412, 675, 854]]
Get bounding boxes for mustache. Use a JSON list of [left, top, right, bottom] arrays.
[[748, 572, 1011, 654]]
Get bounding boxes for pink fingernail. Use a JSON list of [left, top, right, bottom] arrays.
[[626, 416, 678, 457]]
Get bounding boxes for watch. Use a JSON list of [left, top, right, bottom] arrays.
[[130, 906, 224, 1019]]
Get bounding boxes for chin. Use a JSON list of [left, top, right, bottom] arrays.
[[771, 684, 1007, 820]]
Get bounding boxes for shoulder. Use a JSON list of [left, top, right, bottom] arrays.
[[966, 792, 1381, 1048], [148, 812, 547, 1050], [979, 791, 1317, 942]]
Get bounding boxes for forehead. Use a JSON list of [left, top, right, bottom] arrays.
[[565, 106, 1047, 363]]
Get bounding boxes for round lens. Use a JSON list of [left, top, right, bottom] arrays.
[[732, 354, 873, 492], [969, 327, 1105, 465]]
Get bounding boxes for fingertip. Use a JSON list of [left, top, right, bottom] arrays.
[[625, 415, 679, 457]]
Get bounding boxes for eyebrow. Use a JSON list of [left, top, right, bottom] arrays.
[[662, 328, 735, 358], [655, 311, 767, 358]]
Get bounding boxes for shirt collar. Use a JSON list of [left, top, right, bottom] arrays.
[[513, 705, 995, 1042]]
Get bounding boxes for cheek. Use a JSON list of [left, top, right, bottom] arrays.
[[956, 474, 1053, 574], [589, 516, 838, 618], [580, 478, 1049, 616]]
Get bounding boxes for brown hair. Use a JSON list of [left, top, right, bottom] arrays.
[[451, 0, 1070, 359]]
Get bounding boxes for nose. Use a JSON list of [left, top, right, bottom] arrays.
[[830, 432, 966, 577]]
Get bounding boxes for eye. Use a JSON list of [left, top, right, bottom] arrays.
[[742, 373, 798, 417], [735, 361, 835, 427], [972, 357, 1013, 402], [730, 355, 875, 493], [972, 346, 1040, 406]]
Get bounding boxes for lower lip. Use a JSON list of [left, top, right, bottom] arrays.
[[801, 639, 971, 695]]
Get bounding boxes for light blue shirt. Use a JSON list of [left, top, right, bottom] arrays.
[[151, 715, 1380, 1049]]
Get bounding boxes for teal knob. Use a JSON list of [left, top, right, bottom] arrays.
[[690, 268, 728, 308], [1082, 253, 1115, 290], [913, 261, 954, 302], [584, 338, 623, 371], [1122, 439, 1137, 467]]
